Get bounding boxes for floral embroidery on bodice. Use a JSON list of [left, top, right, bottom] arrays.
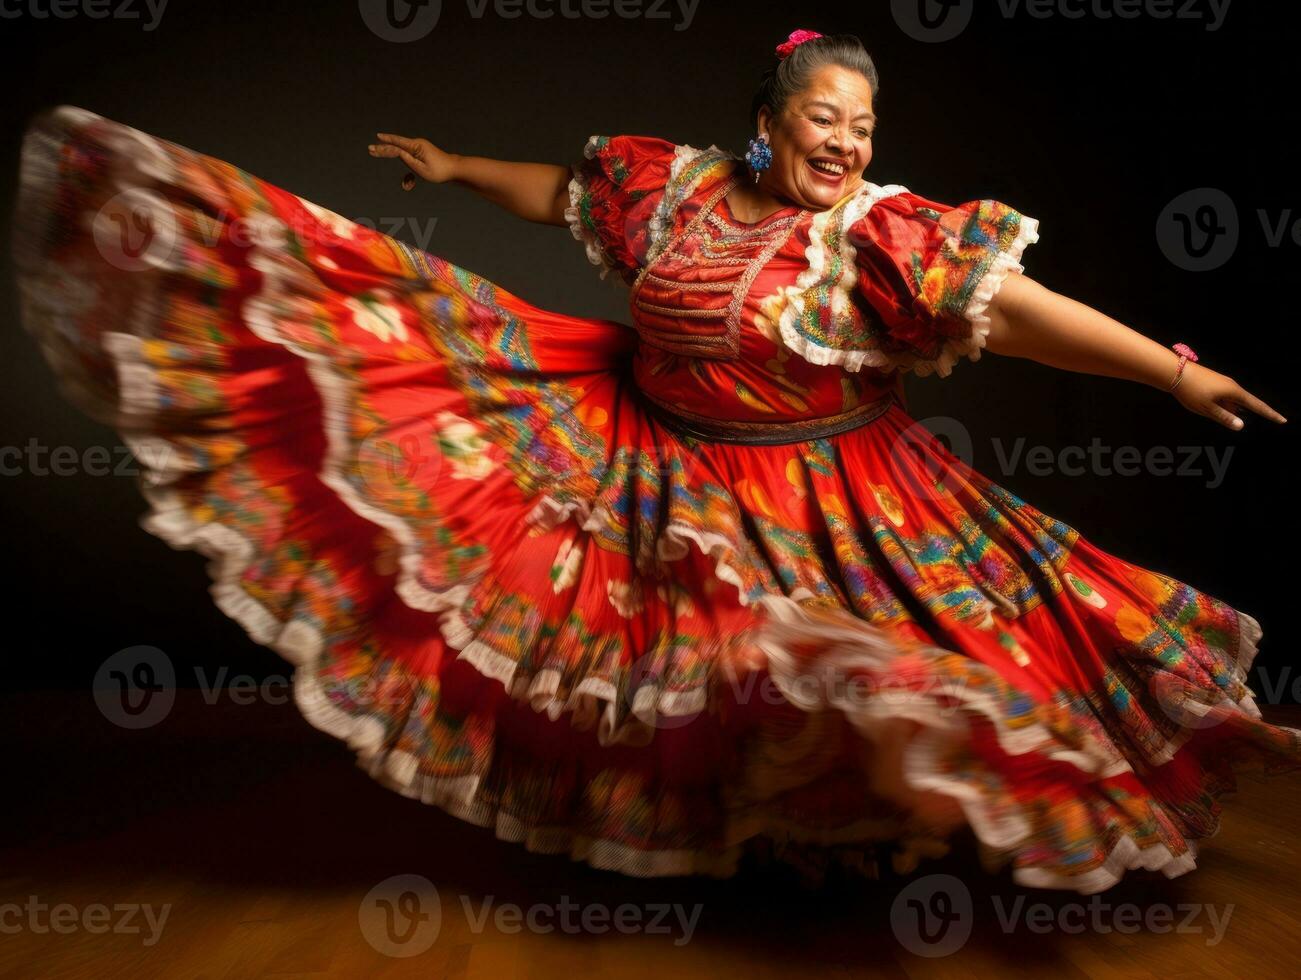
[[565, 134, 1040, 425], [628, 172, 901, 424], [630, 176, 802, 362]]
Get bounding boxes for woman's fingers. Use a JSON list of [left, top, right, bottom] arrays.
[[375, 132, 419, 152], [1184, 373, 1289, 430], [368, 140, 424, 186], [369, 135, 421, 165], [371, 145, 419, 170], [1200, 385, 1289, 431], [1209, 399, 1245, 430], [1232, 385, 1287, 424]]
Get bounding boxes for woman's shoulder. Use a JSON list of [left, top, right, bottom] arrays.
[[579, 134, 737, 190], [776, 182, 915, 265], [567, 135, 737, 281], [819, 181, 916, 226]]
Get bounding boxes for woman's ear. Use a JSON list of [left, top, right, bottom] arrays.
[[756, 105, 772, 141]]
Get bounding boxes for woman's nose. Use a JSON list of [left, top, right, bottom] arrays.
[[826, 124, 851, 151]]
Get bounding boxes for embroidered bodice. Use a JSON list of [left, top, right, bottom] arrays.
[[565, 135, 1039, 427]]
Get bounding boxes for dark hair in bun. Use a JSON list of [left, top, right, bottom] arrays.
[[750, 34, 880, 129]]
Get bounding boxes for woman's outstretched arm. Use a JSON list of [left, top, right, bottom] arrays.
[[983, 274, 1287, 431], [368, 133, 571, 226]]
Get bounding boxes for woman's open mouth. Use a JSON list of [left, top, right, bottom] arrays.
[[806, 158, 849, 184]]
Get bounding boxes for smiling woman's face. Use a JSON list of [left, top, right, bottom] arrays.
[[757, 64, 876, 211]]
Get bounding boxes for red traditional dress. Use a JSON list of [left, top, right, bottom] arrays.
[[14, 107, 1299, 893]]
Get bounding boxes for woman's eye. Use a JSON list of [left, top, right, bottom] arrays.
[[813, 117, 832, 125], [854, 130, 871, 139]]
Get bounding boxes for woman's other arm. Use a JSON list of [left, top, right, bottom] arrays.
[[982, 274, 1287, 431], [368, 133, 571, 226]]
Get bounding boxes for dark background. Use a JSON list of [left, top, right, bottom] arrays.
[[1, 0, 1294, 693]]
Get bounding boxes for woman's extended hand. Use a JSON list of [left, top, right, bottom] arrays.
[[366, 136, 571, 225], [368, 133, 458, 189], [1172, 361, 1287, 430], [983, 279, 1288, 432]]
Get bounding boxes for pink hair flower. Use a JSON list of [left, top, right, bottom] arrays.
[[776, 29, 823, 59]]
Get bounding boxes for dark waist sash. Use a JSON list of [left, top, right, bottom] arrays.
[[636, 387, 898, 446]]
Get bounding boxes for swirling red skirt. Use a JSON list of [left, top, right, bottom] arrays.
[[14, 107, 1298, 893]]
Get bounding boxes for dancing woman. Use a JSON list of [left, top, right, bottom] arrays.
[[12, 30, 1294, 893]]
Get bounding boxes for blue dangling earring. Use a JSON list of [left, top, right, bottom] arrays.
[[745, 133, 772, 184]]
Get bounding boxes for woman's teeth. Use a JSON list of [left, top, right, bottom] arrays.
[[809, 160, 846, 176]]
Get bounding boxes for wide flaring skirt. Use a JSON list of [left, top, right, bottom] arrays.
[[12, 106, 1300, 893]]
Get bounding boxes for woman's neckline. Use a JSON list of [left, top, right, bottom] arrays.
[[715, 163, 872, 227], [718, 191, 796, 229], [719, 178, 800, 229]]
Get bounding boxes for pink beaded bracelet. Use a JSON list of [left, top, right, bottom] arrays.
[[1169, 342, 1199, 391]]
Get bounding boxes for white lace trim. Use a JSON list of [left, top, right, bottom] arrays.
[[563, 136, 731, 282], [644, 142, 723, 267], [563, 135, 617, 280], [750, 594, 1238, 893], [910, 212, 1041, 379], [772, 183, 1041, 379], [775, 182, 911, 374]]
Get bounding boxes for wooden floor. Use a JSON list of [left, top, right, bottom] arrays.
[[4, 690, 1301, 979]]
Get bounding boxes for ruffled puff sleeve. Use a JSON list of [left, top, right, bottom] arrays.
[[565, 134, 678, 285], [849, 191, 1040, 377]]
